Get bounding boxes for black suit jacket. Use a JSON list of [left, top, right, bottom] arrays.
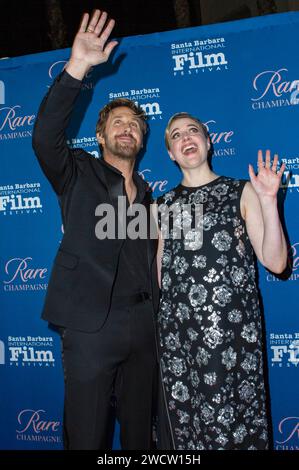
[[32, 71, 159, 332]]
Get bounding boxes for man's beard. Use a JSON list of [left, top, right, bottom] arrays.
[[104, 133, 140, 160]]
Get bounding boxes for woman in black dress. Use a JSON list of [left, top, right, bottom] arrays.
[[157, 112, 287, 450]]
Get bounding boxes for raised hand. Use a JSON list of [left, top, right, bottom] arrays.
[[248, 150, 286, 199], [66, 10, 118, 79]]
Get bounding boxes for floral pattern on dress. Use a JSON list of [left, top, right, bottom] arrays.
[[157, 176, 269, 450]]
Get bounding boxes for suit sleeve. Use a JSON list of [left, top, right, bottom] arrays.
[[32, 70, 82, 195]]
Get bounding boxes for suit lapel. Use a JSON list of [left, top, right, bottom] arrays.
[[90, 157, 157, 259], [90, 157, 124, 209]]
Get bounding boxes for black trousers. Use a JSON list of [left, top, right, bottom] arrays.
[[59, 298, 158, 450]]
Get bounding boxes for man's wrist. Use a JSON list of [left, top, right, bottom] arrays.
[[65, 58, 92, 81]]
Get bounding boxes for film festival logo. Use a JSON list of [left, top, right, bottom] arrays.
[[67, 87, 163, 160], [1, 335, 56, 369], [270, 333, 299, 368], [16, 409, 62, 445], [3, 257, 48, 293], [67, 135, 99, 158], [170, 36, 228, 76], [0, 182, 43, 216], [279, 158, 299, 194], [275, 417, 299, 450], [108, 86, 162, 122], [67, 85, 163, 159], [251, 67, 299, 110]]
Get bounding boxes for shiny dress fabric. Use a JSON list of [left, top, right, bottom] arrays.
[[157, 177, 269, 450]]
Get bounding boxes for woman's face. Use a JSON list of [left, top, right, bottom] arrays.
[[167, 117, 210, 171]]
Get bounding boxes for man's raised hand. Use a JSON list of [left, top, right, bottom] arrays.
[[66, 10, 118, 80]]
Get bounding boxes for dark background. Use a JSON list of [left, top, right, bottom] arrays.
[[0, 0, 297, 58]]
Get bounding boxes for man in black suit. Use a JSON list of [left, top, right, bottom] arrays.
[[32, 10, 159, 450]]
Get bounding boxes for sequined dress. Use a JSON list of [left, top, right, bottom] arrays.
[[157, 176, 269, 450]]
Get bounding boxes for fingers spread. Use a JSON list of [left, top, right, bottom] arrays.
[[278, 162, 286, 176], [103, 40, 118, 59], [271, 154, 279, 172], [99, 19, 116, 46], [94, 11, 108, 36], [265, 149, 271, 169], [248, 164, 257, 184], [257, 149, 264, 169], [87, 9, 101, 31], [79, 13, 89, 33]]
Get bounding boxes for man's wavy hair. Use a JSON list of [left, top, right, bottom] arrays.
[[96, 98, 148, 151]]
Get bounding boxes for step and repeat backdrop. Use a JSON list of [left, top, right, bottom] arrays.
[[1, 12, 298, 450]]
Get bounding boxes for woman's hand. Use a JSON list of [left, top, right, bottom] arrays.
[[248, 149, 286, 199]]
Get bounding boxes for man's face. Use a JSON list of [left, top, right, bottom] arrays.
[[98, 107, 144, 160], [167, 117, 210, 170]]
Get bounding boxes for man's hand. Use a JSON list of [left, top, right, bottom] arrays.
[[248, 150, 286, 200], [66, 9, 118, 80]]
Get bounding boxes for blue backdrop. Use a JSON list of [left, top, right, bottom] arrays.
[[1, 12, 298, 450]]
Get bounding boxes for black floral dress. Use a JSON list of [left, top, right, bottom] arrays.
[[157, 176, 269, 450]]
